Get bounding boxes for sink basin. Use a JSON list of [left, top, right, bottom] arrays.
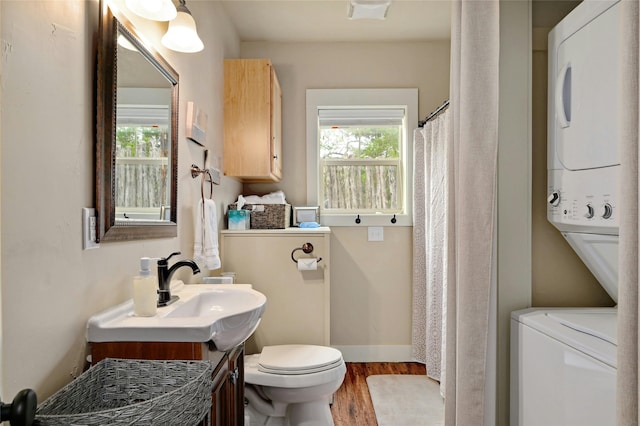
[[166, 291, 253, 318], [87, 283, 266, 351]]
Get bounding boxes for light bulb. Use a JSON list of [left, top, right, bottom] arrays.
[[126, 0, 177, 21], [161, 7, 204, 53]]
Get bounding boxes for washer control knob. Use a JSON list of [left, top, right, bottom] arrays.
[[602, 203, 613, 219], [547, 191, 561, 207], [585, 204, 594, 219]]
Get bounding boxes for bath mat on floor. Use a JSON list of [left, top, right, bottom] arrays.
[[366, 375, 444, 426]]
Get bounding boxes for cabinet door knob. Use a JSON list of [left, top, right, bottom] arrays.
[[230, 367, 239, 385], [273, 154, 279, 160]]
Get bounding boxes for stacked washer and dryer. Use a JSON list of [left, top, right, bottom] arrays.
[[511, 1, 621, 425]]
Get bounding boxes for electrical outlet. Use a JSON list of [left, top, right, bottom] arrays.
[[368, 226, 384, 242], [82, 207, 100, 250]]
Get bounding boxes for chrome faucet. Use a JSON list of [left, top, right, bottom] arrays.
[[157, 252, 200, 307]]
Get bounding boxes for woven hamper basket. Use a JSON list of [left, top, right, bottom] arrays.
[[35, 358, 213, 426]]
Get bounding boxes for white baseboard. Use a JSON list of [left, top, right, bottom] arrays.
[[332, 345, 414, 362]]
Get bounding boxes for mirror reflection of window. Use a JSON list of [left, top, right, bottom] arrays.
[[115, 26, 174, 222], [115, 99, 170, 221]]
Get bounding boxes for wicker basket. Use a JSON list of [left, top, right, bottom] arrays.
[[35, 358, 213, 426], [228, 203, 291, 229]]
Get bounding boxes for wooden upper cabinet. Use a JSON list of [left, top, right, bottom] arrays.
[[224, 59, 283, 182]]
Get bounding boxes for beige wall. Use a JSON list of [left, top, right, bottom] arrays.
[[530, 5, 614, 308], [0, 0, 242, 399], [496, 1, 533, 423], [329, 227, 413, 347], [238, 41, 450, 357]]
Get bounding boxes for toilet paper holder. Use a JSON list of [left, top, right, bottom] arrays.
[[291, 242, 323, 264]]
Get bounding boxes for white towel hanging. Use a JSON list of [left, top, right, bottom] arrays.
[[194, 198, 220, 270]]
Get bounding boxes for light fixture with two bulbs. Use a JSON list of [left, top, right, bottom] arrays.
[[125, 0, 204, 53]]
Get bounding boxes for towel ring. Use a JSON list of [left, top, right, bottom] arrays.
[[291, 242, 323, 264], [200, 170, 213, 200], [192, 164, 214, 200]]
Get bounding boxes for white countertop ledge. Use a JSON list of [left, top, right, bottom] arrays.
[[221, 226, 331, 234]]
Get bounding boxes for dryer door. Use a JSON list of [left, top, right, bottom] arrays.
[[551, 1, 621, 171]]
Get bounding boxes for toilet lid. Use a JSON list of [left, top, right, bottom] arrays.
[[258, 345, 344, 375]]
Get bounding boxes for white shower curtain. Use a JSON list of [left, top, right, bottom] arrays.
[[412, 111, 450, 395], [412, 1, 499, 425]]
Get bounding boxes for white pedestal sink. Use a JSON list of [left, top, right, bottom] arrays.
[[87, 283, 266, 351]]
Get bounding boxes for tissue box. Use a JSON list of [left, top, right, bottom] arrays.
[[228, 209, 251, 230], [228, 204, 291, 229]]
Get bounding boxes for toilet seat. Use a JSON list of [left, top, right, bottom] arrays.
[[245, 345, 346, 388], [258, 345, 343, 375]]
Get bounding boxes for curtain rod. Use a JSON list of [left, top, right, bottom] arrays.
[[418, 99, 450, 128]]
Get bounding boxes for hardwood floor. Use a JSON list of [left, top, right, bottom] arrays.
[[331, 362, 427, 426]]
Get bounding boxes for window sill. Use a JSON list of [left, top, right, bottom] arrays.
[[320, 214, 412, 227]]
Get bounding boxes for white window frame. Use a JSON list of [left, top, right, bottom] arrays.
[[306, 88, 417, 227]]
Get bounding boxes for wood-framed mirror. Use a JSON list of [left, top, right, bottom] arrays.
[[96, 1, 178, 242]]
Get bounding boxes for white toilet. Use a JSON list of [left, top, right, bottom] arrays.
[[243, 344, 346, 426]]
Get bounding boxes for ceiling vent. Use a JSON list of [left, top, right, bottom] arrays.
[[348, 0, 392, 20]]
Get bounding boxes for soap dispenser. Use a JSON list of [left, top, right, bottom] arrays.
[[133, 257, 157, 317]]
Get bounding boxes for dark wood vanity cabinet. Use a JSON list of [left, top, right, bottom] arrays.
[[91, 342, 245, 425], [210, 344, 244, 426], [227, 345, 245, 426], [211, 356, 230, 426]]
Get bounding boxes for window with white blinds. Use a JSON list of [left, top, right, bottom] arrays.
[[306, 89, 417, 226]]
